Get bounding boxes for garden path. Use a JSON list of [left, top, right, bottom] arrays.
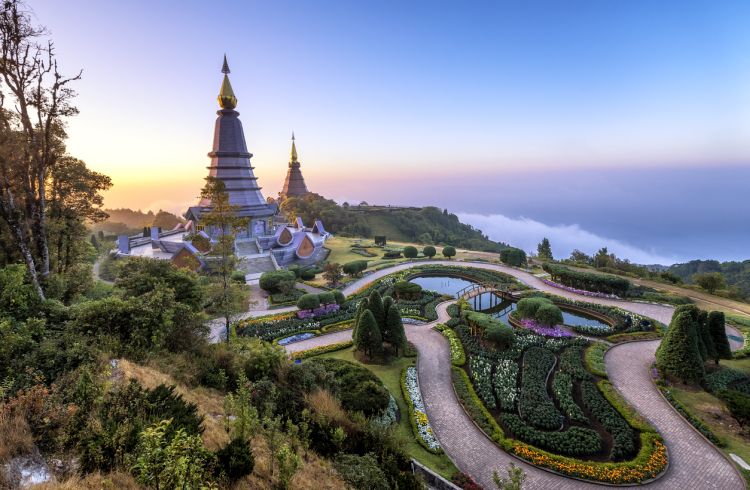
[[278, 260, 745, 489]]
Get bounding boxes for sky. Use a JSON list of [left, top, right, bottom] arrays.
[[32, 0, 750, 264]]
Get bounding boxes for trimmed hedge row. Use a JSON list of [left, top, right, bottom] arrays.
[[290, 341, 354, 360], [552, 373, 588, 424], [501, 413, 601, 457], [451, 367, 509, 447], [435, 324, 466, 366], [585, 342, 609, 379], [559, 346, 592, 381], [543, 263, 631, 296], [580, 380, 635, 460], [519, 347, 562, 430]]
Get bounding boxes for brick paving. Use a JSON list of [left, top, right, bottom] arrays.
[[251, 260, 746, 489]]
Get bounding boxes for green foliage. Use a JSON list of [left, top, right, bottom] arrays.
[[559, 347, 591, 381], [422, 245, 437, 258], [297, 293, 321, 311], [519, 347, 562, 430], [332, 290, 345, 305], [493, 462, 527, 490], [132, 419, 215, 489], [485, 322, 514, 348], [584, 342, 609, 379], [656, 311, 705, 383], [0, 264, 41, 320], [223, 372, 260, 441], [259, 270, 296, 294], [442, 246, 457, 258], [367, 290, 385, 328], [708, 311, 732, 363], [334, 453, 389, 490], [393, 280, 422, 300], [215, 437, 254, 483], [383, 305, 407, 352], [318, 291, 336, 305], [342, 260, 368, 277], [552, 373, 588, 423], [308, 358, 389, 417], [451, 367, 508, 445], [537, 238, 553, 261], [275, 443, 301, 489], [718, 390, 750, 426], [515, 297, 551, 320], [501, 413, 601, 457], [580, 381, 635, 460], [500, 247, 527, 267], [534, 303, 564, 327], [659, 387, 724, 445], [300, 268, 316, 280], [697, 310, 716, 362], [231, 337, 286, 382], [667, 259, 750, 300], [353, 309, 383, 358], [692, 272, 726, 294], [403, 246, 418, 258], [543, 263, 631, 296], [115, 258, 205, 309], [230, 270, 246, 283]]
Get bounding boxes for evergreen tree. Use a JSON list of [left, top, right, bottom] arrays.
[[367, 290, 385, 331], [384, 304, 407, 354], [708, 311, 732, 364], [352, 298, 369, 339], [382, 296, 394, 316], [674, 304, 707, 362], [697, 310, 716, 363], [656, 311, 705, 384], [354, 310, 382, 358], [537, 238, 553, 261]]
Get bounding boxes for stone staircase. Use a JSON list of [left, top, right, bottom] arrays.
[[236, 240, 259, 256], [241, 255, 276, 276]]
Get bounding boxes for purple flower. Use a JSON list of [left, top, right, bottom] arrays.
[[541, 279, 620, 300], [518, 318, 573, 338]]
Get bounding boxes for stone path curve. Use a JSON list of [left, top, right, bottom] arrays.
[[281, 260, 745, 489]]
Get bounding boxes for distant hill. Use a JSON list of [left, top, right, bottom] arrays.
[[93, 208, 184, 235], [668, 259, 750, 299], [280, 194, 510, 252]]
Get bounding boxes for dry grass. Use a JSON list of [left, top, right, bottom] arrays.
[[115, 361, 347, 489], [33, 471, 140, 489], [0, 408, 33, 463], [117, 359, 229, 450], [304, 389, 349, 427]]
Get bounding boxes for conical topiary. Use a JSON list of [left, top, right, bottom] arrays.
[[674, 305, 707, 361], [708, 311, 732, 364], [656, 311, 705, 384], [352, 298, 369, 339], [697, 310, 716, 363], [367, 290, 385, 331], [354, 309, 382, 358], [384, 304, 407, 354]]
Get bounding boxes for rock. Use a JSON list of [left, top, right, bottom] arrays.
[[2, 448, 53, 488]]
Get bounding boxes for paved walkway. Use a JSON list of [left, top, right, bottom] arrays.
[[276, 261, 745, 489]]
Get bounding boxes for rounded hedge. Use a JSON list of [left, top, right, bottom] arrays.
[[343, 260, 368, 276], [300, 268, 316, 280], [535, 303, 564, 327], [318, 291, 336, 305], [259, 270, 296, 293], [403, 246, 418, 259], [486, 322, 514, 348], [332, 290, 345, 305], [422, 245, 437, 258], [394, 281, 422, 300], [516, 297, 552, 319], [297, 293, 321, 311], [442, 246, 456, 258]]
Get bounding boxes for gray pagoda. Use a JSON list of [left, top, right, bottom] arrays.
[[186, 56, 276, 238], [279, 133, 309, 199]]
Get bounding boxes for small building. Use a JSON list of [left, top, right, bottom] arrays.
[[278, 133, 310, 200]]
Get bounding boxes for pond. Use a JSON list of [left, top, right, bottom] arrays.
[[469, 292, 610, 330], [409, 275, 476, 296]]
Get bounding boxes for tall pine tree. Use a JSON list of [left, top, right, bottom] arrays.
[[367, 290, 385, 330], [697, 310, 716, 363], [383, 305, 407, 354]]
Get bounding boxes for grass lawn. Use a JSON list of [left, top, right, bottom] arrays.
[[316, 347, 459, 480], [722, 357, 750, 376], [670, 386, 750, 469]]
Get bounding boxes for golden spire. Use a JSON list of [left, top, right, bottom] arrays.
[[290, 132, 298, 162], [217, 54, 237, 109]]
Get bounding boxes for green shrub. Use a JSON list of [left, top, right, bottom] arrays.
[[486, 323, 514, 348], [259, 270, 296, 293], [393, 281, 422, 300], [552, 373, 588, 423], [383, 250, 402, 259], [343, 260, 368, 277], [501, 413, 601, 457], [519, 347, 562, 430], [318, 291, 336, 305], [422, 245, 437, 258], [300, 269, 316, 280], [709, 311, 732, 363], [580, 380, 635, 460], [442, 246, 456, 259], [719, 389, 750, 426], [332, 290, 345, 305], [297, 293, 321, 311], [290, 341, 353, 360], [403, 246, 418, 259], [308, 358, 389, 417], [230, 270, 246, 283], [542, 263, 630, 296], [500, 248, 527, 267], [559, 347, 591, 381], [656, 310, 705, 384], [515, 297, 551, 320], [584, 343, 609, 379], [334, 454, 389, 490], [215, 437, 254, 483], [535, 303, 564, 327]]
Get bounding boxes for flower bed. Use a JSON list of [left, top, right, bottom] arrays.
[[558, 346, 591, 381], [289, 341, 353, 361], [320, 320, 354, 333], [469, 356, 496, 409], [553, 373, 588, 423], [502, 413, 602, 457], [541, 278, 620, 299], [402, 366, 442, 453], [297, 303, 340, 319], [580, 380, 635, 459], [493, 358, 519, 410], [276, 332, 316, 346], [517, 318, 573, 338], [584, 342, 609, 379], [435, 324, 466, 366], [571, 324, 613, 336]]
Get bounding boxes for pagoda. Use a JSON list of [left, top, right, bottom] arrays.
[[279, 132, 310, 199], [185, 55, 277, 238]]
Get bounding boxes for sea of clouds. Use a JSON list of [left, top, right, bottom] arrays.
[[457, 212, 679, 266]]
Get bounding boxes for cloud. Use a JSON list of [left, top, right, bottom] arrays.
[[456, 212, 679, 265]]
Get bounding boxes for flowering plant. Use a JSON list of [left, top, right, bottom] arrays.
[[541, 278, 620, 299], [518, 318, 574, 338], [402, 367, 441, 452]]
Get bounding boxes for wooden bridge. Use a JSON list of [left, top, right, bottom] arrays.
[[455, 282, 523, 310]]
